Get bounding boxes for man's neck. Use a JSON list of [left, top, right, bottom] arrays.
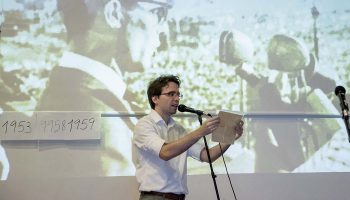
[[154, 108, 171, 125]]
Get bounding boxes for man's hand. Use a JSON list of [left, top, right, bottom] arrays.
[[200, 116, 220, 136], [159, 116, 220, 161]]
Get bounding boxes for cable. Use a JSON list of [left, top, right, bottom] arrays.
[[219, 143, 238, 200], [207, 112, 238, 199]]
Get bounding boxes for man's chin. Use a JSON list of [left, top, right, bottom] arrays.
[[170, 109, 177, 115]]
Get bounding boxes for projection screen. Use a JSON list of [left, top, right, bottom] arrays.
[[1, 0, 350, 180]]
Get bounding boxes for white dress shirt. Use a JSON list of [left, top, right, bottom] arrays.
[[133, 110, 204, 194]]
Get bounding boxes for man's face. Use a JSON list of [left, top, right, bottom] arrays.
[[269, 70, 310, 104], [124, 2, 168, 69], [153, 82, 180, 117]]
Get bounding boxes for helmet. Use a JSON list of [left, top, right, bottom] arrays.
[[267, 34, 310, 72], [137, 0, 174, 8], [219, 30, 254, 65]]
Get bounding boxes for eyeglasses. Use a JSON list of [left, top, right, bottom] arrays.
[[160, 91, 183, 99], [150, 6, 168, 24], [138, 0, 173, 8], [138, 0, 170, 24]]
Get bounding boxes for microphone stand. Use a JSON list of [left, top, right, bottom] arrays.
[[341, 111, 350, 143], [344, 119, 350, 143], [197, 114, 221, 200], [336, 91, 350, 142]]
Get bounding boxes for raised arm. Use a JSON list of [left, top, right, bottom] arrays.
[[159, 117, 220, 161]]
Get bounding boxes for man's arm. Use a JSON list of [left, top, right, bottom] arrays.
[[200, 143, 230, 163], [159, 117, 220, 161]]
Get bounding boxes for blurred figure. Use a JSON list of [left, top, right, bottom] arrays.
[[5, 0, 173, 178], [220, 31, 339, 172], [0, 68, 29, 111], [1, 67, 28, 180], [0, 144, 10, 180]]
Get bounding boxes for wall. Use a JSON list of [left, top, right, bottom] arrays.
[[1, 173, 350, 200]]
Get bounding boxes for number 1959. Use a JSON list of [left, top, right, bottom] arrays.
[[40, 117, 95, 133]]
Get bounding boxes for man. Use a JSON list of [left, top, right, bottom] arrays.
[[133, 75, 244, 199], [0, 144, 9, 180], [220, 31, 339, 172], [5, 0, 174, 179]]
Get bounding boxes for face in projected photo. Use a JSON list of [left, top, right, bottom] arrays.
[[270, 70, 309, 105], [56, 0, 171, 72], [266, 35, 312, 105], [124, 1, 169, 69]]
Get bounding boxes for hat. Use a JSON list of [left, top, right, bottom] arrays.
[[267, 34, 310, 72]]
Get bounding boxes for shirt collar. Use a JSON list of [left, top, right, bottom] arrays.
[[150, 109, 175, 127], [58, 51, 126, 100]]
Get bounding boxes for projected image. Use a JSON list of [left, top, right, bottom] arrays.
[[1, 0, 350, 179]]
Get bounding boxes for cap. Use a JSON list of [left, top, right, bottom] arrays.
[[267, 34, 310, 72]]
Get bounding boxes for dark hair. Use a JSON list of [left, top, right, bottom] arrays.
[[57, 0, 95, 41], [147, 75, 181, 109], [57, 0, 138, 41]]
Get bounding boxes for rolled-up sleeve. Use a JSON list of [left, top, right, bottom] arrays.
[[188, 142, 204, 161], [133, 118, 165, 157]]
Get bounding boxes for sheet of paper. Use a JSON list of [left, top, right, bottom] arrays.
[[212, 110, 244, 144]]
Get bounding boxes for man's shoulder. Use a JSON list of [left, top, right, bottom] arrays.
[[136, 113, 153, 126], [171, 120, 186, 134]]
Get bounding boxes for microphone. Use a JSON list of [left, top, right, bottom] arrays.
[[178, 104, 212, 116], [334, 85, 349, 119], [334, 86, 350, 143]]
